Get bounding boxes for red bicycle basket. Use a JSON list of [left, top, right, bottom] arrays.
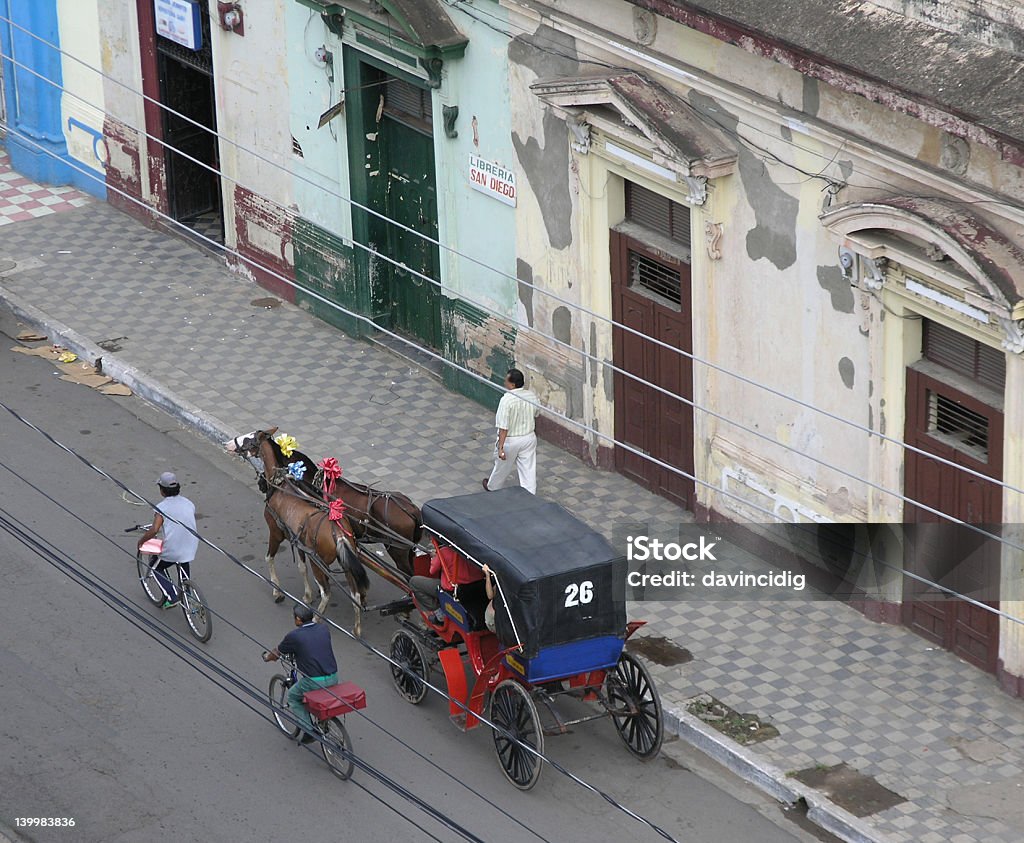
[[304, 682, 366, 719]]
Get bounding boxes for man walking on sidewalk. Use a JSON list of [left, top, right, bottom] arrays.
[[482, 368, 538, 494]]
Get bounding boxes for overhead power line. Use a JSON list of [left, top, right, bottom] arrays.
[[2, 12, 1020, 507]]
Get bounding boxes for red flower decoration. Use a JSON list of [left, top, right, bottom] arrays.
[[318, 457, 342, 498], [328, 498, 347, 523]]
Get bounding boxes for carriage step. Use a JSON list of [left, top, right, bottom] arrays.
[[379, 597, 416, 616]]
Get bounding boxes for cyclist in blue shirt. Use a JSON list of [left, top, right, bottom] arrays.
[[137, 471, 199, 609], [263, 604, 339, 744]]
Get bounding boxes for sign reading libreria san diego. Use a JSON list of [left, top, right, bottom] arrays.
[[468, 154, 516, 207], [155, 0, 202, 50]]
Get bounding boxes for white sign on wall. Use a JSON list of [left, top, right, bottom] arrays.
[[155, 0, 203, 51], [468, 154, 516, 207]]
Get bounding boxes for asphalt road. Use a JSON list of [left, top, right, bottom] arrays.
[[0, 322, 817, 843]]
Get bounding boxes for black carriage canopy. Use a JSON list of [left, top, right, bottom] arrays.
[[421, 488, 627, 658]]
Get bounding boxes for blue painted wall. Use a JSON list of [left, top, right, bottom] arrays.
[[0, 0, 98, 192]]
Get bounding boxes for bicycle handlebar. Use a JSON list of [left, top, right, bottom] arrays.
[[124, 524, 153, 533]]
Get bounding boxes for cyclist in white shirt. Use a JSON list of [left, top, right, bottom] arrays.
[[137, 471, 199, 609]]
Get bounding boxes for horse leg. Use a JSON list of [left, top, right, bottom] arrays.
[[265, 512, 286, 603], [298, 551, 315, 606], [314, 561, 331, 620], [347, 572, 362, 638]]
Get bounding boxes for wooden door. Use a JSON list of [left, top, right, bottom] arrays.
[[611, 232, 694, 509], [903, 367, 1002, 673]]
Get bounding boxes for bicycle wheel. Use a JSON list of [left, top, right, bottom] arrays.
[[320, 718, 354, 781], [269, 675, 299, 738], [180, 579, 212, 642], [136, 554, 164, 605]]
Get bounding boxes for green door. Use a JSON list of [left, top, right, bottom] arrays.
[[378, 112, 441, 348]]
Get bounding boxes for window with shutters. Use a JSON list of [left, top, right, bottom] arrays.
[[922, 320, 1005, 393], [625, 181, 691, 257], [927, 391, 990, 461], [382, 76, 433, 135], [629, 249, 681, 305]]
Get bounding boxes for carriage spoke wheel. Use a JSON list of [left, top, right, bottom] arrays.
[[390, 629, 428, 704], [180, 581, 212, 643], [137, 554, 164, 605], [490, 680, 544, 791], [320, 718, 354, 781], [608, 652, 663, 760], [268, 675, 299, 738]]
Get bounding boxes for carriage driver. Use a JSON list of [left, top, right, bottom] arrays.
[[137, 471, 199, 610], [410, 545, 487, 627], [263, 604, 339, 744]]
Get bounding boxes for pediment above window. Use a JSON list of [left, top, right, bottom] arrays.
[[531, 72, 737, 202], [297, 0, 467, 81]]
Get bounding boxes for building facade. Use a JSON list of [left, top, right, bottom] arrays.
[[497, 0, 1024, 690]]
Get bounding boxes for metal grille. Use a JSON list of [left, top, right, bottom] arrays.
[[625, 181, 691, 251], [923, 319, 1005, 393], [384, 77, 432, 124], [292, 137, 304, 158], [928, 391, 989, 461], [630, 250, 681, 304]]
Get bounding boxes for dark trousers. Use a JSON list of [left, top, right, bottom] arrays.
[[150, 558, 190, 603]]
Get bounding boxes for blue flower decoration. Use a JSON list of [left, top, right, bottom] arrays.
[[287, 461, 307, 480]]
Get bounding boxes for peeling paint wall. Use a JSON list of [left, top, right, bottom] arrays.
[[500, 0, 1024, 534], [215, 0, 294, 292]]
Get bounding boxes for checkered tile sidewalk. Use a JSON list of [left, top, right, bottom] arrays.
[[1, 193, 1023, 843], [0, 148, 92, 226]]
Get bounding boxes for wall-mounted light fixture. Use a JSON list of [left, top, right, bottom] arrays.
[[217, 2, 244, 35]]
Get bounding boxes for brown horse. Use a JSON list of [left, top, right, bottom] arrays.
[[228, 429, 369, 634], [228, 428, 423, 578]]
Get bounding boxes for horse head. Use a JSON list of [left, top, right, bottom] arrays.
[[225, 427, 278, 458]]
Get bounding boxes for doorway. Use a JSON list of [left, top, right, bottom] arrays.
[[610, 226, 694, 509], [902, 322, 1004, 673], [155, 13, 222, 245], [357, 62, 441, 349]]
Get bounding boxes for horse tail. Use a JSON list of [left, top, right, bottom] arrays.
[[336, 533, 369, 593]]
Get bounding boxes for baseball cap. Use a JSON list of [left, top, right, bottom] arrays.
[[157, 471, 179, 488]]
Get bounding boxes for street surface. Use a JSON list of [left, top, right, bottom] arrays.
[[0, 324, 816, 843]]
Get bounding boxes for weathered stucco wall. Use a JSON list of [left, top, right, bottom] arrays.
[[213, 0, 295, 295], [57, 0, 106, 196], [501, 0, 1024, 532]]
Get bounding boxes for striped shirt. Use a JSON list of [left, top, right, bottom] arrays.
[[495, 388, 538, 436]]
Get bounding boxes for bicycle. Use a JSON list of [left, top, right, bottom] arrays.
[[126, 524, 212, 643], [265, 653, 365, 780]]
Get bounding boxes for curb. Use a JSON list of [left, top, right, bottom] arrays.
[[0, 286, 236, 450], [2, 284, 886, 843], [664, 704, 886, 843]]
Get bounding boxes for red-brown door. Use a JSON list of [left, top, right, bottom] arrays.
[[903, 367, 1002, 673], [611, 232, 694, 509]]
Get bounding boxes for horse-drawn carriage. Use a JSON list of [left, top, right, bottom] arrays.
[[228, 429, 662, 789], [387, 487, 663, 790]]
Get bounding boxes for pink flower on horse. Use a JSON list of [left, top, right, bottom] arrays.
[[318, 456, 343, 497], [328, 498, 347, 522]]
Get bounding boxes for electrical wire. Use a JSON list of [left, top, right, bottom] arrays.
[[0, 506, 468, 843], [1, 112, 1018, 560], [0, 456, 553, 842], [3, 9, 1019, 494], [0, 397, 684, 842], [0, 23, 1020, 518]]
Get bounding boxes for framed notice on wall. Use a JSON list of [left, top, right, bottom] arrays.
[[154, 0, 203, 50]]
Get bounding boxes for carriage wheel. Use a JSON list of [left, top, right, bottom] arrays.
[[490, 680, 544, 791], [390, 629, 429, 704], [268, 675, 300, 738], [137, 554, 164, 605], [320, 718, 355, 781], [608, 652, 663, 760]]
